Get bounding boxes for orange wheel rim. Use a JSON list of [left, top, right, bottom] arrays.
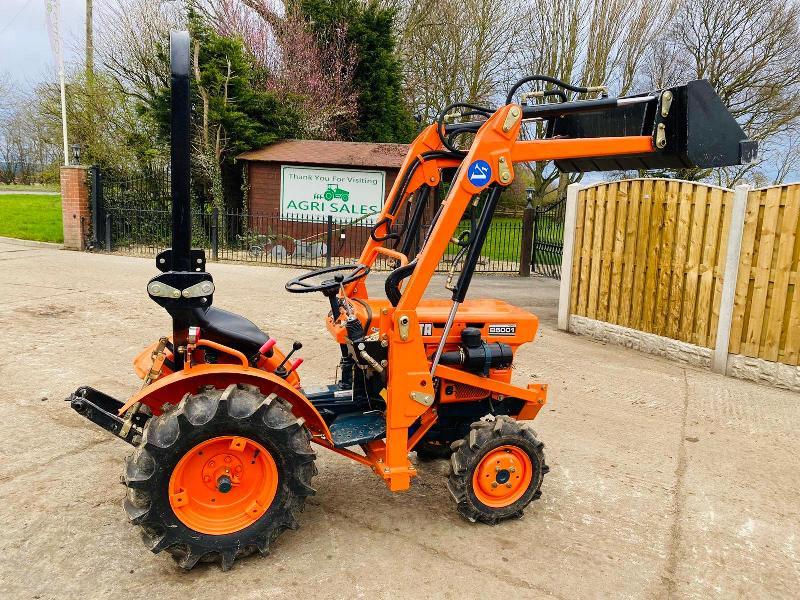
[[472, 445, 533, 508], [169, 436, 278, 535]]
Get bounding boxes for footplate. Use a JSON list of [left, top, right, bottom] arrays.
[[329, 411, 386, 448], [66, 386, 149, 445]]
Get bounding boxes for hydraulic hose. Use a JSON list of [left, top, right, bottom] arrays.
[[506, 74, 605, 105], [370, 150, 462, 243], [436, 102, 493, 155]]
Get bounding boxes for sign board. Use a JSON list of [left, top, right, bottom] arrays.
[[280, 166, 385, 224]]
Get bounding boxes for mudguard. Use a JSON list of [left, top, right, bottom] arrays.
[[117, 364, 332, 441]]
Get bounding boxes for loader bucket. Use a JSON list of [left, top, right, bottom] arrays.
[[550, 79, 757, 172]]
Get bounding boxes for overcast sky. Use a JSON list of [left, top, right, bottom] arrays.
[[0, 0, 85, 91]]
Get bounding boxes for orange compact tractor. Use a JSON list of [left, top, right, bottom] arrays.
[[68, 31, 755, 570]]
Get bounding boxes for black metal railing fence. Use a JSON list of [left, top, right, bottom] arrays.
[[103, 205, 525, 274], [93, 167, 563, 276]]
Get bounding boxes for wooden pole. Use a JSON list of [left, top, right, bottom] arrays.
[[85, 0, 94, 79]]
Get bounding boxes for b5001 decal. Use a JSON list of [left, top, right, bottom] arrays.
[[488, 324, 516, 336]]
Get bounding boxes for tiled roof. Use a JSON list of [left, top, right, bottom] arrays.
[[237, 139, 409, 168]]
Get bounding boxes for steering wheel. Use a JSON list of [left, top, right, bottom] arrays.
[[285, 263, 370, 294]]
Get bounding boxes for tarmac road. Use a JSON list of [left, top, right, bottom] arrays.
[[0, 237, 798, 599]]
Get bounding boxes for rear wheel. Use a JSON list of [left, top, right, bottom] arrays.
[[123, 383, 316, 570], [447, 416, 547, 524]]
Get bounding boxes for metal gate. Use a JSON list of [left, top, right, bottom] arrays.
[[90, 165, 172, 250], [531, 198, 566, 279]]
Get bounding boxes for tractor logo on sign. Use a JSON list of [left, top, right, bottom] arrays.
[[322, 184, 349, 202], [467, 160, 491, 187]]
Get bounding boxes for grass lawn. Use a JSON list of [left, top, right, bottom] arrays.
[[0, 194, 63, 243], [0, 183, 60, 192], [451, 216, 564, 264], [450, 217, 519, 263]]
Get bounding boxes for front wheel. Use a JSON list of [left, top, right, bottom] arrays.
[[447, 416, 547, 524], [123, 384, 317, 570]]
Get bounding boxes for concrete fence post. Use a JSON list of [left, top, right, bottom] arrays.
[[712, 184, 751, 374], [558, 183, 581, 331]]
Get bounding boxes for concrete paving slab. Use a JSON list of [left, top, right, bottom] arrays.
[[0, 238, 797, 599]]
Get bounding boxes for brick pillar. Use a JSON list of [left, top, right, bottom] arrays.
[[60, 166, 91, 250]]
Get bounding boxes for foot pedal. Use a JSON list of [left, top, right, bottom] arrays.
[[329, 411, 386, 448]]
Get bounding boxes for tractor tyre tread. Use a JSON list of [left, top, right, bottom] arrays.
[[122, 383, 316, 571], [447, 416, 546, 525]]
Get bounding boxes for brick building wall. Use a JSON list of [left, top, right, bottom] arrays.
[[246, 162, 399, 215], [243, 161, 446, 259], [60, 166, 91, 250], [245, 162, 401, 259]]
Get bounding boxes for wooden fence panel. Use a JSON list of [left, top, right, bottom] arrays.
[[618, 179, 640, 327], [744, 187, 781, 356], [729, 185, 800, 366], [575, 186, 596, 316], [587, 185, 606, 319], [666, 182, 692, 340], [569, 188, 586, 315], [728, 190, 760, 354], [608, 181, 629, 324], [569, 179, 800, 367], [695, 187, 722, 346], [654, 181, 678, 336], [678, 184, 707, 342], [570, 179, 733, 349], [597, 182, 617, 322]]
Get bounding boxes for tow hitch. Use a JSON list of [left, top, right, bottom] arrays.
[[66, 387, 149, 445]]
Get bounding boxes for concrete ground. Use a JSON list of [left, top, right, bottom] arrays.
[[0, 236, 798, 599]]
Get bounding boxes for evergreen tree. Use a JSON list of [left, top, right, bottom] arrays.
[[296, 0, 416, 143], [147, 13, 301, 209]]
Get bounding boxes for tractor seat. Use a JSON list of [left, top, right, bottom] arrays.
[[189, 307, 268, 357]]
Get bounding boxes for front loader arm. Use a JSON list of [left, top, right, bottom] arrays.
[[351, 124, 461, 295], [393, 78, 755, 312], [370, 78, 753, 492]]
